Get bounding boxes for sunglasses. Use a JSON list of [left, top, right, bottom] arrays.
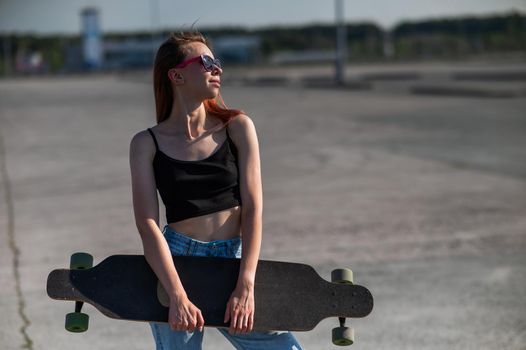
[[174, 54, 222, 72]]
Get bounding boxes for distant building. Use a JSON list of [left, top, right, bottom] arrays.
[[102, 35, 262, 69], [270, 50, 336, 65], [63, 30, 262, 72], [103, 39, 160, 69], [211, 36, 261, 64]]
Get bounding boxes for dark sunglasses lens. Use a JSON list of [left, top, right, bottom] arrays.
[[202, 55, 221, 71]]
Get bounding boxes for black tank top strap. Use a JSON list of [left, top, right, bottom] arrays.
[[224, 122, 239, 157], [225, 116, 237, 139], [147, 128, 159, 151]]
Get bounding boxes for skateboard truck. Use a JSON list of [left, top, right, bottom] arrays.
[[65, 253, 94, 332], [331, 268, 354, 346]]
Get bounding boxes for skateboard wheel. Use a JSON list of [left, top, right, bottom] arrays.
[[70, 253, 93, 270], [332, 326, 354, 346], [65, 312, 89, 333], [331, 268, 353, 284]]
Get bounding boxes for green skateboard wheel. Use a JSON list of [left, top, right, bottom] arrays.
[[70, 252, 93, 270], [332, 326, 354, 346], [65, 312, 89, 332], [331, 268, 353, 284]]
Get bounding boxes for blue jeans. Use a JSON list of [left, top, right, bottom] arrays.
[[149, 225, 304, 350]]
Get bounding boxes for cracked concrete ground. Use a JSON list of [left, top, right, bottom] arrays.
[[0, 62, 525, 350]]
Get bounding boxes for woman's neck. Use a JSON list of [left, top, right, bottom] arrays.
[[166, 97, 209, 141], [165, 99, 224, 143]]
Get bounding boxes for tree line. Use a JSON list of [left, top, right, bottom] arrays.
[[1, 11, 524, 74]]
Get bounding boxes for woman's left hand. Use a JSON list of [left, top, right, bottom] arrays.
[[224, 282, 255, 334]]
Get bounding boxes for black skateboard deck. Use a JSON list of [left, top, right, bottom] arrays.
[[47, 255, 373, 333]]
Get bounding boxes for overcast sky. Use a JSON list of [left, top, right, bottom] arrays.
[[1, 0, 525, 35]]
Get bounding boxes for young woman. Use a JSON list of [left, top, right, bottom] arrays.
[[129, 32, 303, 349]]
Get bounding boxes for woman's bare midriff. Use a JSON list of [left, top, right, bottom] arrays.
[[168, 206, 242, 242]]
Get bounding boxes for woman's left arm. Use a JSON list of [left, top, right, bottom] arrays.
[[223, 114, 262, 334]]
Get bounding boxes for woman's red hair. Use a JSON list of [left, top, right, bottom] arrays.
[[153, 32, 242, 124]]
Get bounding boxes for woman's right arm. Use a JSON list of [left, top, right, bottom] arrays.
[[129, 130, 204, 332]]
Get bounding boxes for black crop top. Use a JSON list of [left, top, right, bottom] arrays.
[[147, 128, 242, 223]]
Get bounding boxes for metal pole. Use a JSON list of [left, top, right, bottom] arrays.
[[383, 26, 394, 59], [3, 34, 11, 76], [335, 0, 347, 85]]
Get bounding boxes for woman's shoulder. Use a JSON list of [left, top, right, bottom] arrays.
[[226, 114, 258, 149], [227, 113, 255, 134], [130, 128, 157, 156]]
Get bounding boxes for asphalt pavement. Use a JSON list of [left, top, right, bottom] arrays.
[[1, 61, 525, 349]]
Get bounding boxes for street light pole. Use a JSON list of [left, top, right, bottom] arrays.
[[335, 0, 347, 85], [2, 35, 12, 76]]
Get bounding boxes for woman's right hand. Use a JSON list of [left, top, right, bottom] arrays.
[[169, 294, 205, 332]]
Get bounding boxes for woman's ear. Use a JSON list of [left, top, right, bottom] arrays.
[[167, 69, 185, 85]]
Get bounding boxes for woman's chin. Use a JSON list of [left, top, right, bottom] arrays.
[[205, 89, 220, 100]]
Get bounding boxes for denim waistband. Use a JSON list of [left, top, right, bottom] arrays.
[[162, 225, 241, 258]]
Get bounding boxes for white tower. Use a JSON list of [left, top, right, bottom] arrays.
[[81, 7, 103, 69]]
